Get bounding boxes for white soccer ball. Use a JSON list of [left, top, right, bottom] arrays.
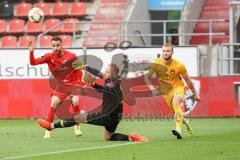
[[28, 7, 44, 23]]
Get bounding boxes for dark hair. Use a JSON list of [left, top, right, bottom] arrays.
[[109, 63, 119, 75], [51, 36, 62, 43]]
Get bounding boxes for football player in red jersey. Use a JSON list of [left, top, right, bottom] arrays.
[[28, 36, 84, 138]]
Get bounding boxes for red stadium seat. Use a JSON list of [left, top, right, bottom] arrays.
[[52, 2, 68, 17], [8, 19, 25, 34], [34, 2, 51, 17], [71, 2, 87, 17], [90, 23, 119, 30], [87, 29, 119, 35], [26, 20, 43, 34], [59, 35, 73, 48], [45, 18, 61, 33], [204, 0, 231, 6], [15, 2, 32, 17], [200, 11, 229, 19], [39, 35, 53, 48], [1, 36, 17, 48], [18, 35, 36, 48], [101, 0, 128, 2], [191, 35, 229, 45], [94, 14, 124, 21], [0, 19, 7, 34], [62, 18, 80, 33]]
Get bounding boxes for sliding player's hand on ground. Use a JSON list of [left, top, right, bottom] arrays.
[[82, 74, 95, 86], [28, 41, 34, 52]]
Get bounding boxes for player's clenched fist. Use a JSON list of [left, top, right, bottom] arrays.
[[28, 41, 34, 52], [82, 74, 95, 86]]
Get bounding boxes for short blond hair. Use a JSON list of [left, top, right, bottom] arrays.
[[162, 43, 174, 51]]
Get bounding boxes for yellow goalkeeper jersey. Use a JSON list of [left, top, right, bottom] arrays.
[[147, 57, 188, 94]]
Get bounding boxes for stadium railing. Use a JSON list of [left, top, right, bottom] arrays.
[[36, 19, 226, 47]]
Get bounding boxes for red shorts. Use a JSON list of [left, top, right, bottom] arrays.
[[51, 82, 84, 100]]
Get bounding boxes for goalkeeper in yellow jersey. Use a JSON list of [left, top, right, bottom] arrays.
[[145, 43, 201, 139]]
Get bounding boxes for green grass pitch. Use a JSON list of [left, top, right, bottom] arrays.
[[0, 118, 240, 160]]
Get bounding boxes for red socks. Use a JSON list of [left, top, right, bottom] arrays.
[[69, 105, 81, 115], [46, 107, 55, 123]]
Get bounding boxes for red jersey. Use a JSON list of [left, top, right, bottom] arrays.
[[30, 50, 83, 86]]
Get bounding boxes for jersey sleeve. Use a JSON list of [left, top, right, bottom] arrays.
[[146, 60, 157, 78], [85, 66, 104, 79], [29, 51, 50, 65], [179, 64, 188, 77]]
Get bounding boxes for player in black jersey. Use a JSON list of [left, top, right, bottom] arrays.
[[38, 63, 148, 142]]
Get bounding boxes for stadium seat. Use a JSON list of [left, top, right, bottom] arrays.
[[34, 2, 51, 17], [26, 20, 43, 34], [8, 19, 25, 34], [202, 6, 229, 11], [101, 0, 128, 2], [200, 11, 229, 19], [39, 35, 53, 48], [100, 3, 127, 9], [15, 2, 32, 17], [45, 18, 62, 33], [191, 35, 229, 45], [62, 18, 80, 33], [87, 29, 118, 35], [0, 1, 13, 18], [71, 2, 87, 17], [90, 23, 119, 30], [1, 36, 17, 48], [204, 0, 231, 6], [59, 35, 73, 48], [52, 2, 68, 17], [0, 19, 7, 34], [94, 14, 124, 21], [195, 22, 229, 33], [18, 35, 36, 48]]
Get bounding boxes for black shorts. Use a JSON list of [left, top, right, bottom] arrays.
[[87, 107, 122, 133]]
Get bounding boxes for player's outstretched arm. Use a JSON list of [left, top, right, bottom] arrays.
[[82, 74, 114, 93], [183, 75, 201, 102], [72, 60, 104, 78], [28, 41, 49, 66], [85, 66, 104, 79]]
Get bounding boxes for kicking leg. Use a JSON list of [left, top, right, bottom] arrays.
[[44, 95, 61, 138]]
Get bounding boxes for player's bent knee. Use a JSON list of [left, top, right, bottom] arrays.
[[50, 96, 61, 107]]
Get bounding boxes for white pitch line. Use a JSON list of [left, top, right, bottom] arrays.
[[1, 142, 139, 160]]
